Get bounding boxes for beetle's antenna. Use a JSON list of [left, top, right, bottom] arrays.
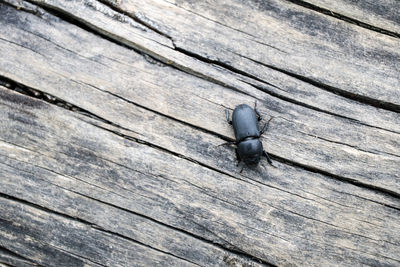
[[254, 101, 262, 121], [260, 117, 274, 135]]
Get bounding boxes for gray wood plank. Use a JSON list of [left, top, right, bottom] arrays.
[[0, 86, 264, 266], [0, 197, 197, 267], [95, 0, 400, 110], [0, 246, 38, 267], [0, 2, 399, 195], [0, 0, 399, 266], [296, 0, 400, 36], [15, 0, 400, 135], [1, 80, 400, 265]]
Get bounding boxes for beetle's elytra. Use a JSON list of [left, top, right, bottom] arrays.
[[224, 103, 273, 169]]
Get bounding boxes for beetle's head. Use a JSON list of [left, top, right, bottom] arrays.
[[237, 138, 263, 166]]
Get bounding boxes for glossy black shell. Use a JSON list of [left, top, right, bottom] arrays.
[[232, 104, 260, 141]]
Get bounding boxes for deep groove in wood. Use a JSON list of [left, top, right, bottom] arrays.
[[242, 81, 360, 123], [273, 155, 400, 201], [174, 48, 400, 134], [21, 0, 167, 64], [0, 76, 276, 265], [285, 0, 400, 39], [77, 81, 234, 143], [1, 2, 399, 264], [173, 47, 279, 89], [242, 81, 400, 136], [2, 75, 398, 206], [0, 193, 196, 266], [72, 191, 273, 266], [179, 47, 400, 114], [96, 0, 173, 40], [261, 63, 400, 114], [0, 191, 273, 266], [0, 75, 237, 182], [0, 262, 14, 267], [16, 0, 400, 132], [0, 75, 121, 124], [83, 119, 254, 186], [0, 246, 39, 266], [24, 0, 255, 99]]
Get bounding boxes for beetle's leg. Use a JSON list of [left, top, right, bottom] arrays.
[[225, 109, 232, 125], [240, 165, 245, 173], [235, 149, 241, 166], [263, 150, 276, 167], [255, 109, 262, 121], [263, 150, 273, 164], [254, 101, 262, 121], [260, 117, 273, 135], [236, 159, 245, 173]]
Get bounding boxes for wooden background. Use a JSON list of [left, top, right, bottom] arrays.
[[0, 0, 399, 266]]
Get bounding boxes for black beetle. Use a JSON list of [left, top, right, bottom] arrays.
[[223, 103, 274, 168]]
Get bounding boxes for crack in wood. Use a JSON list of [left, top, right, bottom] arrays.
[[0, 75, 145, 139], [173, 46, 275, 88], [3, 94, 400, 264], [0, 0, 44, 16], [236, 53, 400, 114], [15, 0, 400, 137], [0, 184, 272, 266], [7, 132, 396, 249], [0, 36, 46, 58], [0, 246, 40, 266], [273, 155, 400, 200], [240, 80, 367, 125], [2, 74, 399, 209], [0, 193, 194, 266], [21, 0, 169, 65], [0, 262, 14, 267], [1, 1, 399, 266], [96, 0, 173, 40], [0, 121, 278, 265], [297, 130, 400, 158], [82, 118, 257, 187], [242, 77, 400, 136], [285, 0, 400, 39], [160, 0, 287, 55], [330, 189, 400, 212], [73, 79, 228, 141]]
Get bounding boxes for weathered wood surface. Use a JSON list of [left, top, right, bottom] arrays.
[[0, 0, 399, 266]]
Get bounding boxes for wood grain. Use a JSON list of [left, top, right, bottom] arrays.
[[1, 1, 399, 194], [294, 0, 400, 37], [97, 0, 400, 109], [0, 0, 399, 266]]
